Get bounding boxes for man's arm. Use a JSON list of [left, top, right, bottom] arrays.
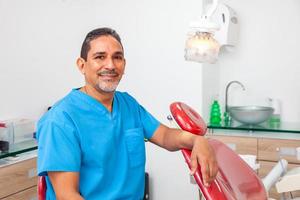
[[48, 172, 84, 200], [149, 124, 218, 186]]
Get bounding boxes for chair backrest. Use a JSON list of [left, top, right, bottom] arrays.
[[170, 102, 268, 200]]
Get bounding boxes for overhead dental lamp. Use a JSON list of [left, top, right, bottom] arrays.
[[184, 0, 238, 64]]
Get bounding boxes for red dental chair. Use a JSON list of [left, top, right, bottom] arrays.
[[170, 102, 267, 200]]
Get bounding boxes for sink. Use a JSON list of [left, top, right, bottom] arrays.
[[229, 106, 274, 125]]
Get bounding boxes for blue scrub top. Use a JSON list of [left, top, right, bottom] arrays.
[[37, 89, 160, 200]]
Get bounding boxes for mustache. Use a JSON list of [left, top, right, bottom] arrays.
[[97, 70, 119, 76]]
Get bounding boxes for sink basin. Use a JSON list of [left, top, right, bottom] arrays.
[[229, 106, 274, 125]]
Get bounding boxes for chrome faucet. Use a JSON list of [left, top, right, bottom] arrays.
[[225, 81, 245, 113]]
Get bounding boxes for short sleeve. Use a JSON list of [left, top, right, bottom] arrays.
[[138, 105, 160, 139], [37, 119, 81, 176]]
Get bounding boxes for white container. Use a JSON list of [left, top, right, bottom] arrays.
[[12, 119, 36, 144], [0, 122, 13, 152], [1, 119, 35, 146]]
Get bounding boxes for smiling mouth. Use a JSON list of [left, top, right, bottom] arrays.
[[98, 71, 118, 77], [100, 74, 116, 78], [98, 74, 119, 82]]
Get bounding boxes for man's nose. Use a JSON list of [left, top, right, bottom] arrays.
[[104, 57, 116, 69]]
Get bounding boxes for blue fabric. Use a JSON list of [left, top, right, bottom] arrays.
[[37, 89, 160, 200]]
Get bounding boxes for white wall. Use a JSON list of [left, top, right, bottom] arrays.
[[211, 0, 300, 122], [0, 0, 204, 199], [4, 0, 298, 198]]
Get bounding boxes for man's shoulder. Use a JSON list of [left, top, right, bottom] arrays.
[[115, 91, 139, 105], [38, 91, 76, 124], [115, 91, 132, 98]]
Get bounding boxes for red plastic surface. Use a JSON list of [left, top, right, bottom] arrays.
[[170, 102, 268, 200], [170, 102, 207, 135], [38, 176, 46, 200]]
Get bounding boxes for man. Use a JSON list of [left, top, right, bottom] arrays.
[[37, 27, 218, 200]]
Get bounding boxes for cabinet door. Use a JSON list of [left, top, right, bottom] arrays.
[[207, 135, 258, 155], [0, 158, 37, 198], [258, 138, 300, 164], [2, 186, 37, 200], [258, 161, 300, 199]]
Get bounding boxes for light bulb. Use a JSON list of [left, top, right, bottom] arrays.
[[185, 32, 220, 63]]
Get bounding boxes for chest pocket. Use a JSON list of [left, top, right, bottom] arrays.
[[125, 127, 146, 168]]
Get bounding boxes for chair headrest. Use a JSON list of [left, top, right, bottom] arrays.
[[170, 102, 207, 135]]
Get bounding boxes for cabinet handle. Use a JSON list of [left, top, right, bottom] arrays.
[[28, 168, 37, 178], [277, 147, 298, 158]]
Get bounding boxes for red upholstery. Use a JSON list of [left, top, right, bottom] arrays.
[[170, 102, 267, 200], [38, 176, 46, 200], [170, 102, 207, 135]]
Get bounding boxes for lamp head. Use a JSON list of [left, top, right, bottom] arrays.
[[184, 0, 238, 64], [185, 17, 221, 64]]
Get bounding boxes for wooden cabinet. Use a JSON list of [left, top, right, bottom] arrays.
[[207, 135, 257, 155], [0, 157, 37, 199], [258, 138, 300, 164], [207, 134, 300, 199], [2, 186, 37, 200]]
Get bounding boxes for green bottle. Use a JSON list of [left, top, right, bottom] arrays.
[[223, 111, 231, 126], [210, 100, 222, 125]]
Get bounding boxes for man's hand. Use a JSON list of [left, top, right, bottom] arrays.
[[190, 136, 218, 187], [150, 125, 218, 186]]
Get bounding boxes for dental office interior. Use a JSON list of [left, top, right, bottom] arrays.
[[0, 0, 300, 199]]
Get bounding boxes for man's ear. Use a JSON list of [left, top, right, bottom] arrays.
[[123, 58, 126, 75], [76, 57, 86, 74]]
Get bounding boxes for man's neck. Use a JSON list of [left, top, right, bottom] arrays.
[[81, 85, 114, 112]]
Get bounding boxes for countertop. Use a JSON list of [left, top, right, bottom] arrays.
[[208, 121, 300, 139]]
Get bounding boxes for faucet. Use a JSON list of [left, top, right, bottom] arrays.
[[225, 81, 245, 113]]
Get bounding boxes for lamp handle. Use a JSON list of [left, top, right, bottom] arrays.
[[205, 0, 219, 18]]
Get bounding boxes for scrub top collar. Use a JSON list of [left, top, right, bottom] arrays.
[[71, 88, 119, 119]]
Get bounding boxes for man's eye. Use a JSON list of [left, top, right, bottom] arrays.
[[95, 56, 105, 60], [114, 56, 124, 60]]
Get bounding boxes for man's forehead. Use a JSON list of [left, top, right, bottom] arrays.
[[90, 36, 123, 51]]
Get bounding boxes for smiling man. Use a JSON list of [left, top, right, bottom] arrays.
[[36, 27, 218, 200]]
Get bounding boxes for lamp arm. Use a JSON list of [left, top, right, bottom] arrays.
[[205, 0, 219, 18]]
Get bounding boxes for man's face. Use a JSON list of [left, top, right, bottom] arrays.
[[78, 35, 125, 93]]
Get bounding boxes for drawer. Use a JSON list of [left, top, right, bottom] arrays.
[[0, 158, 37, 198], [258, 138, 300, 164], [258, 161, 300, 199], [207, 135, 257, 155], [2, 186, 37, 200]]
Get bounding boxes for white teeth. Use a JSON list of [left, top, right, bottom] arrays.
[[99, 73, 117, 76], [101, 75, 116, 77]]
